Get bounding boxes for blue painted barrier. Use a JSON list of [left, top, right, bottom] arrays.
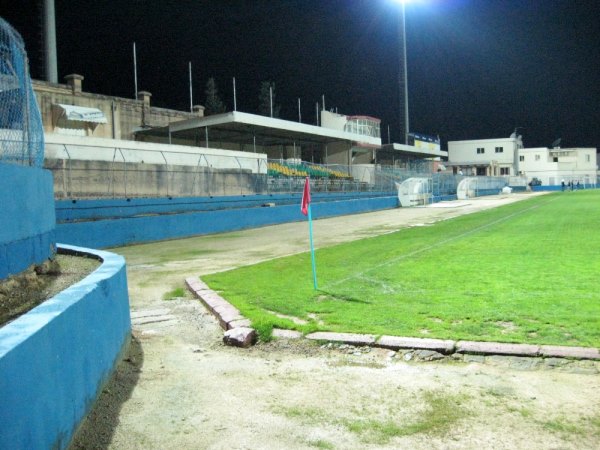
[[56, 195, 399, 248], [0, 163, 56, 278], [0, 244, 131, 450], [55, 192, 392, 222]]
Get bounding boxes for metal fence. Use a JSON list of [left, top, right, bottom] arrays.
[[0, 18, 44, 167], [45, 142, 535, 200]]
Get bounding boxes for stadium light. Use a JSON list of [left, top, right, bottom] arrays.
[[392, 0, 410, 145]]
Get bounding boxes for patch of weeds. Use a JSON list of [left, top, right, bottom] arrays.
[[485, 386, 515, 398], [327, 359, 386, 369], [162, 287, 185, 300], [542, 419, 584, 435], [281, 406, 325, 424], [342, 419, 405, 444], [588, 414, 600, 435], [342, 391, 468, 444], [307, 439, 335, 449], [519, 408, 533, 418], [252, 318, 274, 342]]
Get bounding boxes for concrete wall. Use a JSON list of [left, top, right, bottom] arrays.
[[43, 134, 268, 199], [55, 194, 399, 248], [0, 163, 56, 279], [55, 192, 390, 222], [33, 77, 202, 140], [0, 245, 131, 450]]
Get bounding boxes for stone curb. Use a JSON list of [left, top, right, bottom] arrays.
[[185, 278, 256, 346], [378, 336, 455, 354], [539, 345, 600, 360], [184, 278, 600, 360], [455, 341, 540, 357], [306, 332, 376, 346]]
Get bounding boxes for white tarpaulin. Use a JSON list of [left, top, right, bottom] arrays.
[[55, 104, 107, 123]]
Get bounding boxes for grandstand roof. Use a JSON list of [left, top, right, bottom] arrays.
[[381, 143, 448, 159], [135, 111, 382, 148]]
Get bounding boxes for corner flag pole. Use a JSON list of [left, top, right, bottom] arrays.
[[301, 177, 318, 290]]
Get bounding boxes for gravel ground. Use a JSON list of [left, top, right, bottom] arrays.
[[69, 193, 600, 449]]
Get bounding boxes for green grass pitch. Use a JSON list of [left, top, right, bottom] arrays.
[[203, 191, 600, 346]]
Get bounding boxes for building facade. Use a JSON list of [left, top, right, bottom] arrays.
[[518, 147, 597, 186], [448, 135, 597, 186], [447, 136, 523, 176]]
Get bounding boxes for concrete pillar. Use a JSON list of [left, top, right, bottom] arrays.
[[192, 105, 205, 117], [137, 91, 152, 107], [64, 74, 84, 94]]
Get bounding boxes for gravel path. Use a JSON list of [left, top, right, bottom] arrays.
[[69, 193, 600, 450]]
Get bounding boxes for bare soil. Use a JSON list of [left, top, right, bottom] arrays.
[[69, 193, 600, 449], [0, 254, 100, 327]]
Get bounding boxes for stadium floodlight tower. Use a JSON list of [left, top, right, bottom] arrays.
[[392, 0, 410, 145]]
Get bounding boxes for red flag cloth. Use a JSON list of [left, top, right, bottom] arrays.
[[301, 176, 311, 216]]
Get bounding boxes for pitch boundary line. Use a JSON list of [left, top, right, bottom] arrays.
[[323, 195, 559, 290]]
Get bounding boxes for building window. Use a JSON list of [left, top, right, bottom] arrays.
[[500, 167, 509, 175], [476, 147, 484, 154], [519, 155, 524, 162], [553, 157, 558, 162], [495, 147, 503, 153], [586, 154, 591, 162], [535, 154, 540, 161]]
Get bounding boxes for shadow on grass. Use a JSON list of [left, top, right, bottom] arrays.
[[318, 290, 372, 304], [68, 335, 144, 450]]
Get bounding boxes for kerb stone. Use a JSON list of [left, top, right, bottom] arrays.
[[377, 336, 455, 354], [228, 318, 252, 329], [306, 332, 375, 346], [456, 341, 539, 357], [223, 327, 256, 348], [540, 345, 600, 360]]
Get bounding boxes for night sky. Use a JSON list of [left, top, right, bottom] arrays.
[[3, 0, 600, 150]]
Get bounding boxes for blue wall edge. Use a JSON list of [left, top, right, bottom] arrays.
[[56, 196, 400, 248], [0, 244, 131, 450], [0, 163, 56, 279]]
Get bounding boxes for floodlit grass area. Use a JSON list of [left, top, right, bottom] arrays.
[[203, 191, 600, 346]]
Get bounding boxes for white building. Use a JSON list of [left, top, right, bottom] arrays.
[[519, 147, 597, 186], [448, 135, 597, 186], [447, 136, 523, 176]]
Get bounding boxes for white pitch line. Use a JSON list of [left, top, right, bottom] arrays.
[[323, 196, 558, 290]]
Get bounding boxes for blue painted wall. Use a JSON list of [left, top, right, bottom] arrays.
[[0, 245, 130, 450], [0, 163, 56, 279], [56, 195, 399, 248], [55, 192, 392, 222]]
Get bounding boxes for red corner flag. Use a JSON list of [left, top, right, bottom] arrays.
[[301, 176, 311, 216]]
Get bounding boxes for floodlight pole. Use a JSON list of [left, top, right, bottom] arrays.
[[399, 2, 410, 145]]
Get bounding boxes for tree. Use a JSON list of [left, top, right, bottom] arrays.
[[258, 81, 281, 118], [204, 77, 227, 115]]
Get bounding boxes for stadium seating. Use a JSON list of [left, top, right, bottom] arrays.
[[267, 161, 353, 180]]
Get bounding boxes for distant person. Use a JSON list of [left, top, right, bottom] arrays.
[[576, 181, 580, 190], [561, 180, 565, 191]]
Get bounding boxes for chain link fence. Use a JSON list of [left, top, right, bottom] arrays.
[[0, 18, 44, 167], [45, 141, 530, 200]]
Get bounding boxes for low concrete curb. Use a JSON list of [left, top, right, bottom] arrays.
[[539, 345, 600, 360], [306, 332, 376, 346], [185, 277, 255, 347], [185, 277, 599, 360], [455, 341, 539, 357], [377, 336, 455, 354]]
